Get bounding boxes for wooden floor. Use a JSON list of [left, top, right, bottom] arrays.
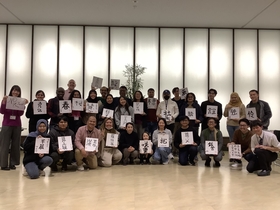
[[1, 152, 280, 210]]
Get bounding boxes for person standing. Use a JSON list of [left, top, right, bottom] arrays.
[[201, 88, 223, 130], [63, 79, 76, 100], [144, 88, 159, 135], [156, 90, 179, 133], [246, 90, 272, 130], [0, 85, 28, 170], [223, 92, 246, 141]]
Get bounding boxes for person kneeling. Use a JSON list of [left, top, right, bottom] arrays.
[[200, 118, 223, 167], [23, 119, 53, 179], [174, 116, 200, 166], [119, 123, 139, 165], [246, 120, 280, 176], [75, 116, 102, 171]]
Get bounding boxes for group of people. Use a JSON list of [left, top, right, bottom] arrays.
[[0, 79, 279, 179]]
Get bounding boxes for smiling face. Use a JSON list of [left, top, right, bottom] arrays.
[[87, 116, 96, 130], [105, 119, 113, 129], [56, 88, 65, 99], [120, 97, 127, 106], [249, 91, 259, 103], [239, 121, 249, 133], [73, 91, 81, 98], [207, 119, 216, 129], [12, 89, 20, 97], [58, 119, 68, 130], [38, 123, 47, 133], [142, 133, 149, 140], [134, 92, 142, 101], [106, 95, 113, 104], [126, 124, 134, 134], [36, 91, 45, 101], [252, 125, 262, 136], [90, 91, 97, 99], [67, 80, 76, 91], [158, 119, 165, 130]]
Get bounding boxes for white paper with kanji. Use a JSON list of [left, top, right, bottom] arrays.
[[205, 140, 218, 155], [133, 102, 144, 114], [85, 137, 99, 152], [86, 102, 98, 113], [228, 107, 240, 119], [6, 96, 26, 111], [205, 105, 218, 118], [92, 76, 103, 88], [102, 108, 114, 118], [59, 100, 72, 113], [228, 144, 242, 159], [245, 107, 257, 121], [185, 108, 196, 120], [139, 140, 152, 154], [181, 132, 194, 145], [120, 115, 132, 128], [147, 98, 157, 109], [161, 110, 172, 121], [179, 88, 189, 100], [110, 79, 120, 90], [72, 98, 84, 111], [58, 136, 73, 151], [34, 137, 50, 154], [157, 133, 170, 148], [33, 100, 47, 115], [105, 133, 118, 147]]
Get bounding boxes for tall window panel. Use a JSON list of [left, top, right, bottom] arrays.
[[209, 29, 233, 136], [185, 28, 208, 103], [85, 27, 109, 96], [33, 26, 58, 101], [110, 27, 134, 97], [6, 25, 32, 135], [259, 30, 280, 130], [234, 30, 258, 103], [0, 25, 6, 125], [135, 28, 159, 98], [59, 26, 83, 97], [160, 28, 183, 100]]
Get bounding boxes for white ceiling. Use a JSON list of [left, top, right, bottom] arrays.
[[0, 0, 280, 29]]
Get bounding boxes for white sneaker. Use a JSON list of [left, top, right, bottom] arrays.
[[231, 162, 242, 169], [77, 165, 84, 171], [40, 170, 45, 176], [168, 153, 174, 160], [162, 161, 169, 165], [22, 165, 28, 176]]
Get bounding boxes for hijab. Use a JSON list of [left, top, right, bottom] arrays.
[[27, 119, 48, 137]]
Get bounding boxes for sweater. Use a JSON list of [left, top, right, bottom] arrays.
[[119, 131, 139, 151], [0, 100, 24, 126], [174, 127, 200, 150], [232, 129, 253, 154]]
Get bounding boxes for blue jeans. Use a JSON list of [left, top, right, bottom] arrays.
[[25, 156, 53, 179], [153, 147, 171, 163], [146, 122, 158, 136], [227, 125, 239, 141]]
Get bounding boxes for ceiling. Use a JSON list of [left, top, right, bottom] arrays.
[[0, 0, 280, 29]]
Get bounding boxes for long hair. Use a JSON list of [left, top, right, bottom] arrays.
[[133, 90, 144, 102], [9, 85, 21, 97], [69, 90, 82, 101], [115, 96, 130, 115]]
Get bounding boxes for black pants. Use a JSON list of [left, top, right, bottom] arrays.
[[50, 151, 74, 168], [246, 148, 278, 173]]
